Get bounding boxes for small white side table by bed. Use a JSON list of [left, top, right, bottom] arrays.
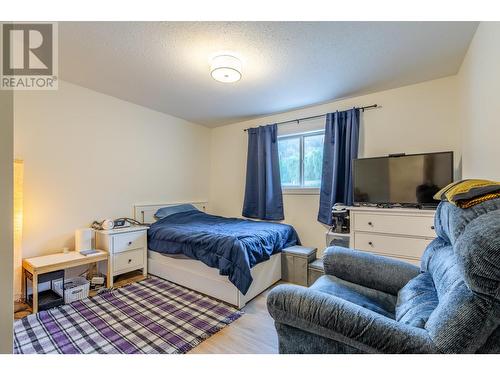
[[95, 226, 149, 288]]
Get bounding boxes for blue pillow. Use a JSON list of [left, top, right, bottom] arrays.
[[154, 204, 198, 219]]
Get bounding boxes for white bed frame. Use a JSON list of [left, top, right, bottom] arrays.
[[134, 202, 282, 308]]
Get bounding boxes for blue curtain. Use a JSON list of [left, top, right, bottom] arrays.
[[242, 124, 284, 220], [318, 109, 360, 225]]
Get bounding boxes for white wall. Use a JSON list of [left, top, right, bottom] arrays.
[[14, 81, 211, 292], [209, 76, 460, 255], [0, 90, 14, 353], [457, 22, 500, 180]]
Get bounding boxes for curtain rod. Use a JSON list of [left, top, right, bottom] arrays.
[[243, 104, 380, 132]]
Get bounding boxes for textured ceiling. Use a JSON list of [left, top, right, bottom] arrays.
[[59, 22, 478, 127]]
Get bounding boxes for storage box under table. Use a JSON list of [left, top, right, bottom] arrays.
[[25, 270, 65, 312], [53, 276, 90, 303]]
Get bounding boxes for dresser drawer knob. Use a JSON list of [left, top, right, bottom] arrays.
[[368, 222, 373, 226], [128, 259, 132, 264], [431, 226, 435, 230], [368, 241, 374, 246], [128, 241, 132, 246]]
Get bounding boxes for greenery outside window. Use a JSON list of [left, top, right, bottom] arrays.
[[278, 131, 324, 193]]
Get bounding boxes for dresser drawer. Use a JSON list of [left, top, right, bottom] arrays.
[[113, 249, 144, 274], [112, 231, 146, 253], [353, 213, 435, 238], [354, 232, 432, 260]]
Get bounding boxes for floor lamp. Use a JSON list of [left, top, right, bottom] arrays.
[[14, 160, 23, 302]]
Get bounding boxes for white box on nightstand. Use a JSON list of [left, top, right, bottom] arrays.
[[95, 226, 149, 287]]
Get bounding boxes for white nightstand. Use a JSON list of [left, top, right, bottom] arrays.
[[95, 226, 149, 288]]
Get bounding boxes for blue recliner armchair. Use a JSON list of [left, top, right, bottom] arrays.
[[267, 199, 500, 353]]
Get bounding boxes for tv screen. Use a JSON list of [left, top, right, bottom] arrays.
[[353, 152, 453, 206]]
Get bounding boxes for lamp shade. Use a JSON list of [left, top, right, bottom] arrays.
[[210, 55, 242, 83], [14, 160, 23, 301]]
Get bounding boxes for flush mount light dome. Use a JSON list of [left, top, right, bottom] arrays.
[[210, 55, 242, 83]]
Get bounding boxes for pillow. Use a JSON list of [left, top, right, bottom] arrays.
[[154, 204, 199, 219], [433, 179, 500, 208]]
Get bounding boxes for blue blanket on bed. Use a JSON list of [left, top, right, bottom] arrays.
[[148, 210, 300, 294]]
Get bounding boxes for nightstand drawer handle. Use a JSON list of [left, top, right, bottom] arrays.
[[127, 241, 132, 246], [431, 225, 435, 230], [128, 259, 132, 264], [368, 241, 374, 246], [368, 221, 373, 226]]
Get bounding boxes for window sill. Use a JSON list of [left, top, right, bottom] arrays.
[[283, 188, 320, 195]]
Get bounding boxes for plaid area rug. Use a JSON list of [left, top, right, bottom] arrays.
[[14, 277, 242, 354]]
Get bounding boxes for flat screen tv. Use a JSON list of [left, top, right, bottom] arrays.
[[353, 151, 453, 207]]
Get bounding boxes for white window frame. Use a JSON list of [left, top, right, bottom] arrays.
[[278, 130, 324, 195]]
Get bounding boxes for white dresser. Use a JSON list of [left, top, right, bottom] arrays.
[[349, 206, 436, 265], [96, 226, 149, 287]]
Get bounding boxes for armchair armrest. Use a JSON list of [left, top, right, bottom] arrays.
[[323, 246, 420, 295], [267, 284, 438, 354]]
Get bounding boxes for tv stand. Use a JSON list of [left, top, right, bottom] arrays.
[[419, 203, 439, 210], [354, 202, 438, 210], [349, 206, 436, 265]]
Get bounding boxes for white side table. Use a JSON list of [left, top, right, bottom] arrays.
[[95, 226, 149, 288]]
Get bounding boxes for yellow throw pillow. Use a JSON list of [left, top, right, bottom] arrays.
[[433, 179, 500, 208]]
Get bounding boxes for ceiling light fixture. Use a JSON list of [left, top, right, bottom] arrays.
[[210, 54, 242, 83]]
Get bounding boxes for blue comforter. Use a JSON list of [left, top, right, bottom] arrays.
[[148, 210, 299, 294]]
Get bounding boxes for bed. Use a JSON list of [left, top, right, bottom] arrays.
[[134, 202, 299, 308]]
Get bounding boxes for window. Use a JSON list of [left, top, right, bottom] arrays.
[[278, 131, 324, 190]]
